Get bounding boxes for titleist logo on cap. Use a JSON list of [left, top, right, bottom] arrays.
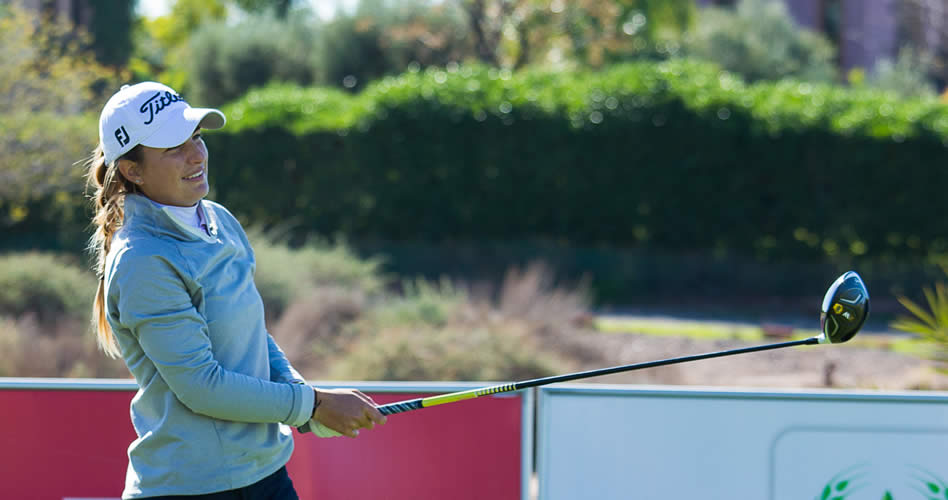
[[140, 91, 185, 125]]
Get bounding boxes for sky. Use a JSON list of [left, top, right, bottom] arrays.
[[136, 0, 359, 20]]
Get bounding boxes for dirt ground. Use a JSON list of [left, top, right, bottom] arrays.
[[545, 327, 948, 392]]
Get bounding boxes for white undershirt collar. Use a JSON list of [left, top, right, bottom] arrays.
[[149, 199, 205, 232]]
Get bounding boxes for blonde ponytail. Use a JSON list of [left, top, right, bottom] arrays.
[[85, 144, 141, 358]]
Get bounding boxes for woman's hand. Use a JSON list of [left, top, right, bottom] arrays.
[[312, 388, 386, 438]]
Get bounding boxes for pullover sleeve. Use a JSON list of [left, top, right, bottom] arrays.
[[112, 252, 313, 428], [267, 334, 306, 385], [267, 334, 318, 434]]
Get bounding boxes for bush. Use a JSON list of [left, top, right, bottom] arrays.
[[186, 13, 324, 107], [317, 0, 470, 91], [0, 315, 127, 378], [0, 5, 123, 253], [184, 1, 471, 106], [265, 260, 588, 382], [328, 322, 567, 382], [325, 262, 586, 382], [15, 55, 948, 303], [269, 285, 367, 375], [216, 59, 948, 264], [0, 252, 96, 323], [683, 0, 837, 83], [248, 231, 386, 321], [371, 277, 466, 328], [866, 46, 938, 99]]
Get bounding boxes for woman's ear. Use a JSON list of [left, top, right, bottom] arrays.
[[117, 158, 143, 186]]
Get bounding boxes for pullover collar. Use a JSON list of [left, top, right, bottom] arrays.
[[123, 193, 219, 243]]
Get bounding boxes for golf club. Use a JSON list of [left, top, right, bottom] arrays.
[[375, 271, 869, 416]]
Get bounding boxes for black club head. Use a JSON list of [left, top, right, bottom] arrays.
[[819, 271, 870, 344]]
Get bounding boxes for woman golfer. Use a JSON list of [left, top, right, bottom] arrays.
[[86, 81, 385, 499]]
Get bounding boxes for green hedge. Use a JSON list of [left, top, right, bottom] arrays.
[[6, 59, 948, 305], [212, 59, 948, 265]]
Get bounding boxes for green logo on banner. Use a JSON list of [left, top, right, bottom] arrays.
[[818, 465, 947, 499]]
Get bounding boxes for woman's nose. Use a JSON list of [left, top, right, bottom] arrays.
[[185, 140, 206, 164]]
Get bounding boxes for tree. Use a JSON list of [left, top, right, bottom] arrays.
[[893, 0, 945, 91], [231, 0, 300, 18], [88, 0, 137, 67], [0, 5, 123, 241], [865, 46, 937, 99], [186, 12, 324, 106], [127, 0, 228, 92], [318, 0, 471, 90], [460, 0, 514, 66], [558, 0, 694, 66], [683, 0, 837, 83], [456, 0, 694, 69]]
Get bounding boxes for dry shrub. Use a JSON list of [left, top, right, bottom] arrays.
[[0, 315, 128, 378], [0, 252, 96, 324], [495, 262, 591, 328], [248, 231, 385, 324], [483, 262, 607, 366], [269, 286, 366, 375], [328, 321, 570, 382], [322, 262, 592, 382]]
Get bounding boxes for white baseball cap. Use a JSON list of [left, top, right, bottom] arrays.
[[98, 82, 226, 165]]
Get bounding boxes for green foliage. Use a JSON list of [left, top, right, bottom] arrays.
[[186, 13, 325, 107], [231, 0, 298, 18], [214, 58, 948, 273], [0, 252, 96, 323], [88, 0, 136, 66], [892, 282, 948, 373], [220, 83, 364, 132], [559, 0, 695, 65], [316, 0, 470, 91], [128, 0, 229, 91], [180, 0, 470, 102], [866, 46, 938, 99], [451, 0, 694, 69], [0, 5, 119, 251], [684, 0, 837, 83]]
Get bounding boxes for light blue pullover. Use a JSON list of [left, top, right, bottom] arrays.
[[103, 193, 315, 498]]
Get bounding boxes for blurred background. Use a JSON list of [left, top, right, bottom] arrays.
[[0, 0, 946, 388]]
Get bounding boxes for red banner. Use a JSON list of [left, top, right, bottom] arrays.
[[0, 386, 523, 500]]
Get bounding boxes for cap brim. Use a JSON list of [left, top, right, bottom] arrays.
[[140, 107, 226, 149]]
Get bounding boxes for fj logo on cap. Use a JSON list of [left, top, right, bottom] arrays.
[[114, 126, 130, 147], [140, 91, 185, 125]]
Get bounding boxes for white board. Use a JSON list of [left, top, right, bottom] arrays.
[[537, 385, 948, 500]]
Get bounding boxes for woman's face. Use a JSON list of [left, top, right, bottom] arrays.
[[126, 127, 210, 207]]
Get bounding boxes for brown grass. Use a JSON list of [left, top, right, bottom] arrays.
[[269, 286, 367, 376], [0, 314, 128, 378]]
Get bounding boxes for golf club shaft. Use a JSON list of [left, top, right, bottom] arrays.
[[376, 336, 820, 416]]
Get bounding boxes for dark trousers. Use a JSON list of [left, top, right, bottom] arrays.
[[147, 466, 299, 500]]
